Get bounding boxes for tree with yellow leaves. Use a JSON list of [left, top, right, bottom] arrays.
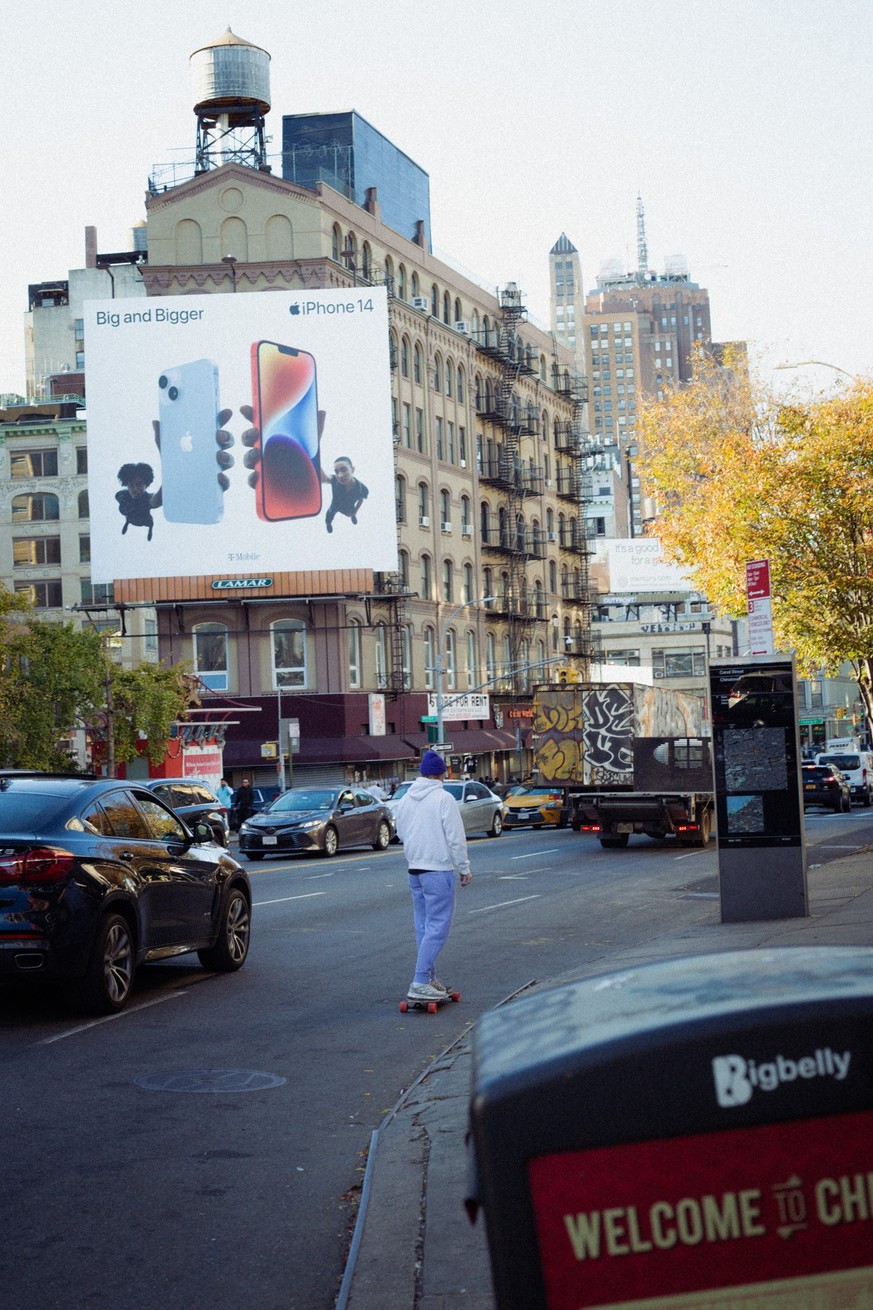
[[636, 348, 873, 722]]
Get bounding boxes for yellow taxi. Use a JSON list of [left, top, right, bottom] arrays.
[[501, 783, 567, 829]]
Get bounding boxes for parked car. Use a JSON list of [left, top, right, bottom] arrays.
[[801, 763, 852, 813], [386, 779, 505, 838], [138, 778, 230, 845], [0, 774, 251, 1013], [502, 783, 568, 829], [238, 786, 394, 860], [815, 752, 873, 807]]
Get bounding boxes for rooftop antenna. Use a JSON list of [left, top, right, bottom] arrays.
[[636, 193, 649, 278]]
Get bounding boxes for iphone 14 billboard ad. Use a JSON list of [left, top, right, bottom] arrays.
[[250, 342, 321, 522]]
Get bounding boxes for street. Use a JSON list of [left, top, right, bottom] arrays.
[[1, 807, 869, 1310]]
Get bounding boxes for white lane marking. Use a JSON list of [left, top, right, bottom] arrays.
[[498, 875, 529, 880], [511, 849, 559, 859], [254, 892, 328, 906], [468, 895, 541, 915], [37, 989, 188, 1044]]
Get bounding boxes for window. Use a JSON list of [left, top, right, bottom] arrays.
[[144, 618, 158, 655], [413, 344, 423, 385], [332, 224, 341, 261], [272, 619, 307, 688], [459, 426, 467, 465], [461, 495, 471, 534], [395, 474, 406, 523], [78, 489, 89, 519], [348, 620, 362, 689], [463, 563, 474, 603], [652, 647, 706, 680], [76, 447, 88, 474], [445, 629, 457, 689], [402, 402, 411, 448], [401, 625, 412, 690], [466, 630, 477, 689], [418, 482, 429, 520], [442, 559, 453, 602], [374, 625, 388, 689], [415, 408, 425, 452], [606, 649, 641, 666], [424, 626, 435, 689], [434, 355, 442, 392], [193, 622, 229, 692], [15, 579, 63, 608], [420, 554, 432, 600], [12, 492, 60, 523], [399, 549, 410, 589], [11, 449, 59, 478], [440, 489, 451, 527], [447, 422, 455, 463], [80, 580, 114, 605], [401, 337, 410, 378], [13, 536, 61, 566], [436, 417, 444, 459]]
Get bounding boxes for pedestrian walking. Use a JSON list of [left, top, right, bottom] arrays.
[[394, 749, 472, 1003], [233, 777, 254, 831]]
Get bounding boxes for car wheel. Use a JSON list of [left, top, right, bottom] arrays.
[[244, 851, 264, 862], [76, 911, 135, 1014], [198, 885, 251, 971], [487, 811, 503, 837], [322, 825, 339, 857], [373, 820, 391, 851], [865, 791, 872, 808], [842, 794, 851, 813]]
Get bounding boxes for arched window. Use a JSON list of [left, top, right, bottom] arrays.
[[411, 271, 420, 298], [442, 558, 454, 603], [420, 553, 432, 600], [395, 474, 406, 523], [424, 626, 435, 689], [483, 567, 494, 607], [461, 495, 471, 534], [271, 618, 307, 688], [457, 366, 465, 402], [401, 336, 410, 378], [348, 619, 362, 689], [193, 622, 229, 692], [401, 625, 412, 690], [486, 633, 497, 683], [466, 629, 477, 689], [413, 343, 423, 385], [445, 629, 457, 689], [463, 562, 474, 603], [443, 291, 451, 325], [418, 482, 430, 521], [549, 560, 558, 594], [433, 354, 442, 392], [445, 356, 453, 397], [78, 489, 90, 519], [332, 224, 342, 261], [12, 492, 59, 523], [384, 254, 394, 292], [454, 297, 462, 324], [440, 488, 451, 527], [361, 241, 372, 281], [398, 264, 407, 299], [374, 624, 388, 689], [431, 283, 439, 317], [534, 579, 545, 620]]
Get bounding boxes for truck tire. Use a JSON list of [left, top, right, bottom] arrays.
[[600, 833, 629, 849], [698, 808, 712, 846]]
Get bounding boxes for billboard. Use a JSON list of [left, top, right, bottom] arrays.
[[592, 538, 693, 595], [83, 288, 397, 583]]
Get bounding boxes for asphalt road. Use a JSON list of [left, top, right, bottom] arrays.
[[2, 806, 870, 1310]]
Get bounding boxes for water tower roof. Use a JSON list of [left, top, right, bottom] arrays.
[[191, 27, 270, 59]]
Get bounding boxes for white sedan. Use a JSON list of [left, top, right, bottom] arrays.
[[387, 779, 505, 838]]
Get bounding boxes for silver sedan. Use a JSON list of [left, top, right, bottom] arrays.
[[387, 779, 504, 838]]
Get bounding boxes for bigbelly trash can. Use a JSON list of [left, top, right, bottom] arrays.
[[468, 947, 873, 1310]]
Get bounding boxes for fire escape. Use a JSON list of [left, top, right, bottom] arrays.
[[477, 284, 545, 698], [551, 343, 598, 677]]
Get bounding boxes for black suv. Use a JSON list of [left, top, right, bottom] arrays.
[[137, 778, 229, 845], [801, 763, 852, 813], [0, 774, 251, 1012]]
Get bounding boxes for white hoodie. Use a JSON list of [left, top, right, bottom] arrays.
[[394, 776, 471, 876]]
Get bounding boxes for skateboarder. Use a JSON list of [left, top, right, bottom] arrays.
[[394, 749, 472, 1003]]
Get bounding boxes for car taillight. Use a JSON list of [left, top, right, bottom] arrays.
[[0, 847, 76, 885]]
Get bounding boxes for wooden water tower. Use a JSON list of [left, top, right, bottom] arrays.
[[190, 28, 271, 173]]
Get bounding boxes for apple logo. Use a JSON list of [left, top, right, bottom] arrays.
[[289, 303, 301, 316], [180, 431, 194, 453]]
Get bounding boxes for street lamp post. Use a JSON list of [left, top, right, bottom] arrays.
[[434, 597, 494, 754], [775, 360, 857, 382]]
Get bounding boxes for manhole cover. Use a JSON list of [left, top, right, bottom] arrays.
[[134, 1069, 287, 1093]]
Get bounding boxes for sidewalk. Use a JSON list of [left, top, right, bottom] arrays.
[[338, 848, 873, 1309]]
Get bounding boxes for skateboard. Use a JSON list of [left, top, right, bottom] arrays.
[[399, 988, 461, 1015]]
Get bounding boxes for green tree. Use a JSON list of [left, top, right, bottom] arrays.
[[108, 660, 201, 769], [636, 353, 873, 720]]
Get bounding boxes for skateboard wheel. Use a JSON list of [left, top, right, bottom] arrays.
[[427, 1002, 438, 1014], [451, 991, 461, 1002], [399, 1001, 409, 1013]]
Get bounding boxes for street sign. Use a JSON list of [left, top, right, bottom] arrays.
[[429, 742, 453, 752]]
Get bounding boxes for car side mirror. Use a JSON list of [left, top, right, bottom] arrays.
[[193, 821, 213, 843]]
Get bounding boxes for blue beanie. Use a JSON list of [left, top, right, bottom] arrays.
[[420, 749, 448, 776]]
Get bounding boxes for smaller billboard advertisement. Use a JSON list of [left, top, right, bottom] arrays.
[[83, 288, 397, 583], [592, 539, 693, 596]]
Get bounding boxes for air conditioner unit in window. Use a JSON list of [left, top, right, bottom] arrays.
[[419, 515, 430, 527], [548, 531, 558, 542], [441, 521, 452, 533], [462, 527, 473, 539], [454, 320, 470, 334], [412, 297, 430, 311], [459, 459, 467, 468]]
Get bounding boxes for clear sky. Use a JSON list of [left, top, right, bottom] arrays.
[[3, 0, 872, 397]]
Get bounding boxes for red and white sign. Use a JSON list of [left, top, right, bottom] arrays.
[[528, 1108, 873, 1309], [746, 559, 775, 656]]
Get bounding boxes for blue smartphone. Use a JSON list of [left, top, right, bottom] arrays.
[[157, 359, 223, 524]]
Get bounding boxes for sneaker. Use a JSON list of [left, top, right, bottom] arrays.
[[429, 978, 450, 993], [407, 981, 447, 1002]]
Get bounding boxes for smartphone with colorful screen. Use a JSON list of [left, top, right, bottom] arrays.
[[250, 342, 321, 522], [157, 359, 223, 524]]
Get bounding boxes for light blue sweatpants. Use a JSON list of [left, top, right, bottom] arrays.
[[408, 869, 457, 984]]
